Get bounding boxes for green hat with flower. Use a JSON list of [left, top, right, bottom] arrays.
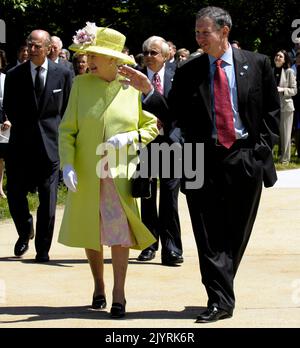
[[69, 22, 135, 65]]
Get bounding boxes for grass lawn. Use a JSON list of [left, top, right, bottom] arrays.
[[273, 144, 300, 170], [0, 183, 68, 220]]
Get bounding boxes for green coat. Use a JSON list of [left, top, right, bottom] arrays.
[[58, 74, 158, 250]]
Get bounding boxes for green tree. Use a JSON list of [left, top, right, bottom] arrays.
[[1, 0, 299, 61]]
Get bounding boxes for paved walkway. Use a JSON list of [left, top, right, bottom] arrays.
[[0, 170, 300, 328]]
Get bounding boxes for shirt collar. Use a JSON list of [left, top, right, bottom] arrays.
[[209, 44, 233, 66], [30, 58, 49, 72], [147, 65, 165, 82]]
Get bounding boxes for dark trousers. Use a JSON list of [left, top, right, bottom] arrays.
[[185, 142, 263, 314], [141, 177, 182, 255], [6, 159, 59, 255], [294, 111, 300, 157]]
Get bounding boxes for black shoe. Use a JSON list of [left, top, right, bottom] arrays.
[[14, 227, 34, 257], [110, 300, 126, 319], [14, 238, 29, 257], [161, 251, 184, 265], [195, 305, 232, 323], [137, 249, 156, 261], [92, 295, 107, 310], [35, 253, 50, 263]]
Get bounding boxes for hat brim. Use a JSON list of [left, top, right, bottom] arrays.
[[69, 43, 135, 65]]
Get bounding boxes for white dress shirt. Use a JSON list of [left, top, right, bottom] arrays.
[[30, 59, 48, 88]]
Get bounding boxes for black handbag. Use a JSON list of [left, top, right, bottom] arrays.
[[131, 131, 152, 199]]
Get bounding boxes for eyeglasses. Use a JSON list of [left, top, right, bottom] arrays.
[[143, 50, 160, 57]]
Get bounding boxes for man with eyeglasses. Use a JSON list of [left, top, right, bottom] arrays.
[[119, 6, 280, 323], [136, 36, 184, 267], [3, 29, 72, 262]]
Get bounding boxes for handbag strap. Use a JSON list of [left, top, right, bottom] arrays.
[[137, 130, 142, 155], [136, 131, 142, 170]]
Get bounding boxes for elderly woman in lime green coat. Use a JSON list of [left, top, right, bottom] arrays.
[[58, 73, 158, 251], [58, 24, 158, 318]]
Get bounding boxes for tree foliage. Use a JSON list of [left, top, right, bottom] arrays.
[[0, 0, 299, 62]]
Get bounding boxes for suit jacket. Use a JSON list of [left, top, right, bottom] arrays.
[[142, 67, 182, 144], [277, 67, 297, 112], [147, 48, 280, 187], [58, 58, 75, 78], [3, 59, 72, 164], [293, 65, 300, 111], [165, 60, 176, 73]]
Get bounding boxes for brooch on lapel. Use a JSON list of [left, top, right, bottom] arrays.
[[239, 65, 248, 76]]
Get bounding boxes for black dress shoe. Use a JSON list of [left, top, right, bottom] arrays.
[[14, 226, 35, 257], [195, 305, 232, 323], [92, 295, 107, 310], [110, 300, 126, 319], [35, 253, 50, 263], [137, 249, 156, 261], [161, 251, 184, 266], [14, 238, 29, 257]]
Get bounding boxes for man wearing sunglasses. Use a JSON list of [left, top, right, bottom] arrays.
[[136, 36, 184, 267]]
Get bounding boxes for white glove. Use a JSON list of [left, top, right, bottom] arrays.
[[63, 164, 78, 192], [106, 132, 134, 149]]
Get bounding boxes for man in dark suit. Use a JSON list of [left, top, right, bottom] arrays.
[[3, 29, 72, 262], [136, 36, 183, 266], [288, 37, 300, 66], [165, 41, 177, 72], [4, 43, 28, 72], [49, 36, 74, 77], [119, 6, 280, 322]]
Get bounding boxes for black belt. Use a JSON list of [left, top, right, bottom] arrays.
[[208, 138, 255, 156]]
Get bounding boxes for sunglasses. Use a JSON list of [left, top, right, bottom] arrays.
[[143, 50, 160, 57]]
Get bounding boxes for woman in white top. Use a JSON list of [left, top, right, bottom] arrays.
[[274, 50, 297, 163], [0, 50, 12, 198]]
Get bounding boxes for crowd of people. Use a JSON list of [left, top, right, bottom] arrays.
[[0, 5, 298, 322]]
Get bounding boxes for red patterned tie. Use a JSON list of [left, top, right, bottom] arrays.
[[214, 59, 236, 148], [152, 73, 163, 95], [152, 73, 164, 129]]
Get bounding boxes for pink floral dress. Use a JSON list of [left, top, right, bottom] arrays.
[[99, 172, 134, 247]]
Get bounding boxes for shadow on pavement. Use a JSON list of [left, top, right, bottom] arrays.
[[0, 305, 204, 324]]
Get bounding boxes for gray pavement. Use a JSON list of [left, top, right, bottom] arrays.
[[0, 170, 300, 328]]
